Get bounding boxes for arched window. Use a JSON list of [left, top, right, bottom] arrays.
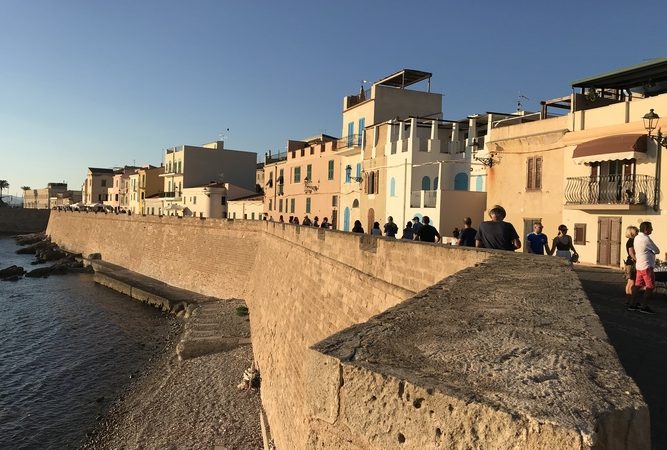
[[454, 173, 469, 191], [421, 176, 431, 190], [352, 199, 359, 208], [475, 175, 484, 192], [433, 177, 439, 190], [390, 177, 396, 197]]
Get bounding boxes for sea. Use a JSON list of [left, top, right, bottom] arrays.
[[0, 236, 172, 449]]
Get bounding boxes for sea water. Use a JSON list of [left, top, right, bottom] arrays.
[[0, 236, 171, 449]]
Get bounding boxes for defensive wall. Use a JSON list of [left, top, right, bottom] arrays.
[[0, 208, 50, 234], [46, 211, 649, 449]]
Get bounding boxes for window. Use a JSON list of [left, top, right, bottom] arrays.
[[177, 161, 182, 173], [347, 122, 354, 147], [374, 170, 379, 194], [101, 179, 107, 187], [574, 224, 586, 245], [352, 199, 359, 208], [290, 198, 295, 213], [251, 213, 255, 220], [328, 160, 334, 180], [390, 177, 396, 197], [306, 164, 312, 182], [421, 176, 431, 191], [345, 166, 351, 184], [358, 118, 365, 146], [433, 177, 439, 190], [526, 156, 543, 190], [294, 166, 301, 183], [269, 199, 273, 211], [221, 196, 226, 205], [193, 196, 197, 205], [454, 173, 468, 191], [279, 199, 283, 212], [332, 195, 338, 207], [306, 197, 311, 213]]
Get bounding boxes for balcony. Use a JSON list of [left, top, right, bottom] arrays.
[[337, 134, 363, 150], [564, 174, 657, 210], [410, 190, 438, 208]]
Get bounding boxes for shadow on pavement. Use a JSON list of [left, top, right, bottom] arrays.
[[575, 265, 667, 449]]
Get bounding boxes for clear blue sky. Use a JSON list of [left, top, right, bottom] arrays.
[[1, 0, 665, 197]]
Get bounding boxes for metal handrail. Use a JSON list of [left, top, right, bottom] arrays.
[[564, 174, 656, 208]]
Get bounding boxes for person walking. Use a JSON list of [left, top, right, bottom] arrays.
[[624, 226, 639, 306], [629, 221, 660, 314], [526, 222, 550, 255], [411, 217, 423, 240], [457, 217, 477, 247], [475, 205, 521, 251], [416, 216, 441, 243], [551, 225, 578, 262], [371, 221, 382, 236], [401, 221, 414, 240], [352, 220, 364, 234], [384, 216, 398, 238]]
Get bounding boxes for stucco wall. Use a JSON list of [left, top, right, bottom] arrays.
[[46, 212, 648, 449], [0, 208, 50, 233]]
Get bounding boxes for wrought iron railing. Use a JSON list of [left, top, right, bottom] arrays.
[[564, 174, 656, 208], [337, 134, 362, 150]]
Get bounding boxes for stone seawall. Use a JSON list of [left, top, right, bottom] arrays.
[[0, 208, 50, 233], [46, 211, 649, 449]]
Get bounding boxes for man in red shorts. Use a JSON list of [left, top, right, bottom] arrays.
[[630, 221, 660, 314]]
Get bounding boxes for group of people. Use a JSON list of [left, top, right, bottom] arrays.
[[623, 222, 660, 314], [524, 222, 579, 261], [352, 216, 442, 243], [276, 215, 331, 229]]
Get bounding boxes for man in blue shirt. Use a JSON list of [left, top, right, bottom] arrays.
[[526, 222, 550, 255]]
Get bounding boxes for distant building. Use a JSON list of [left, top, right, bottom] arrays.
[[127, 165, 164, 214], [227, 192, 265, 220], [256, 163, 265, 193], [82, 168, 115, 205], [24, 183, 69, 209]]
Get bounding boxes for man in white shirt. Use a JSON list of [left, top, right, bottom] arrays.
[[630, 221, 660, 314]]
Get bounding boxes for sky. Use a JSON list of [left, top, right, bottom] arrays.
[[1, 0, 666, 199]]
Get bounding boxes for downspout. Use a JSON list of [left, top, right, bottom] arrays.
[[402, 158, 408, 228], [654, 133, 661, 212]]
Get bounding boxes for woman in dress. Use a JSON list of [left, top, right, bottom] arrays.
[[624, 226, 638, 304], [551, 224, 579, 262]]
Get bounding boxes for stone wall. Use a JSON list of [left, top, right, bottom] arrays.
[[46, 211, 649, 449], [0, 208, 50, 233]]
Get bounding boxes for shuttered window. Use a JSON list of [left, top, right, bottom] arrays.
[[574, 223, 586, 245], [526, 156, 543, 190]]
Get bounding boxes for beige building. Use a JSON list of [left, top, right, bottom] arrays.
[[82, 168, 115, 205], [50, 190, 82, 208], [126, 165, 164, 214], [484, 58, 667, 266], [24, 183, 69, 209], [227, 193, 265, 220], [264, 135, 342, 226]]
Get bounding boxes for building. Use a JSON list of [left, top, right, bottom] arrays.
[[256, 163, 265, 193], [127, 165, 164, 214], [483, 58, 667, 265], [145, 140, 257, 217], [50, 190, 82, 208], [24, 183, 69, 209], [264, 135, 342, 226], [82, 168, 115, 205], [227, 192, 265, 220]]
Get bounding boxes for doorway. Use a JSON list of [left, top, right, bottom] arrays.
[[597, 217, 621, 266], [367, 208, 375, 234]]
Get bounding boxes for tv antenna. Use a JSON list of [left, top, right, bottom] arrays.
[[517, 94, 529, 112], [219, 128, 230, 141]]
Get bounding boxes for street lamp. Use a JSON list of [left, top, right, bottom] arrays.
[[643, 109, 667, 146], [345, 165, 364, 183], [471, 139, 499, 167]]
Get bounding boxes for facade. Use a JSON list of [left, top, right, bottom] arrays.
[[484, 58, 667, 266], [50, 191, 82, 208], [24, 183, 69, 209], [256, 163, 264, 193], [264, 135, 342, 226], [82, 168, 115, 205], [228, 193, 265, 220]]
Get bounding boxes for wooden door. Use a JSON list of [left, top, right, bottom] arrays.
[[597, 217, 622, 266]]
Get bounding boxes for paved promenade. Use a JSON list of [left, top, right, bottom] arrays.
[[574, 265, 667, 449]]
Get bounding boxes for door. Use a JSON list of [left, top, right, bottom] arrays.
[[331, 209, 338, 230], [367, 208, 375, 234], [523, 218, 542, 253], [597, 217, 621, 266], [343, 207, 350, 232]]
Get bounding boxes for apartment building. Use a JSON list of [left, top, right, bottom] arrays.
[[484, 58, 667, 265], [82, 168, 114, 205], [228, 193, 265, 220], [23, 183, 69, 209]]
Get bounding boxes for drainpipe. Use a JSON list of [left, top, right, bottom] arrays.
[[655, 132, 662, 212], [402, 158, 408, 229]]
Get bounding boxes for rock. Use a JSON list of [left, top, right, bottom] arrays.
[[2, 275, 20, 282], [25, 266, 51, 278], [14, 233, 46, 246], [0, 265, 25, 277]]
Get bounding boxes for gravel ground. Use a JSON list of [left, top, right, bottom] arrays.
[[80, 320, 263, 450]]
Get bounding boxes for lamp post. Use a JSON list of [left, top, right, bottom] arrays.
[[471, 139, 499, 167], [643, 109, 667, 211]]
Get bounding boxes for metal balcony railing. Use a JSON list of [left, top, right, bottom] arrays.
[[410, 190, 438, 208], [564, 174, 657, 208], [337, 134, 362, 150]]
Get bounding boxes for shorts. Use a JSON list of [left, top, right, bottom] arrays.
[[624, 264, 636, 281], [635, 267, 655, 290]]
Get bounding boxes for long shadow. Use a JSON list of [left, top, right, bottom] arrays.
[[575, 265, 667, 449]]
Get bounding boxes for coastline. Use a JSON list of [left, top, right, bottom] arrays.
[[79, 314, 263, 450]]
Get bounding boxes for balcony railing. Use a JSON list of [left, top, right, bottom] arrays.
[[337, 134, 363, 150], [410, 190, 438, 208], [565, 174, 656, 208]]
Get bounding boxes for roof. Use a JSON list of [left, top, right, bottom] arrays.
[[571, 58, 667, 90], [88, 167, 114, 174], [374, 69, 432, 88], [228, 193, 264, 202]]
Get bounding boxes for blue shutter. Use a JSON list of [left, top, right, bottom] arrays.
[[454, 173, 469, 191], [433, 177, 439, 190], [476, 176, 484, 192], [390, 177, 396, 197], [356, 163, 361, 179], [347, 122, 354, 147], [421, 176, 431, 190], [357, 118, 365, 146]]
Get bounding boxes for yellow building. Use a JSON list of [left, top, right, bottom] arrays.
[[484, 58, 667, 266]]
